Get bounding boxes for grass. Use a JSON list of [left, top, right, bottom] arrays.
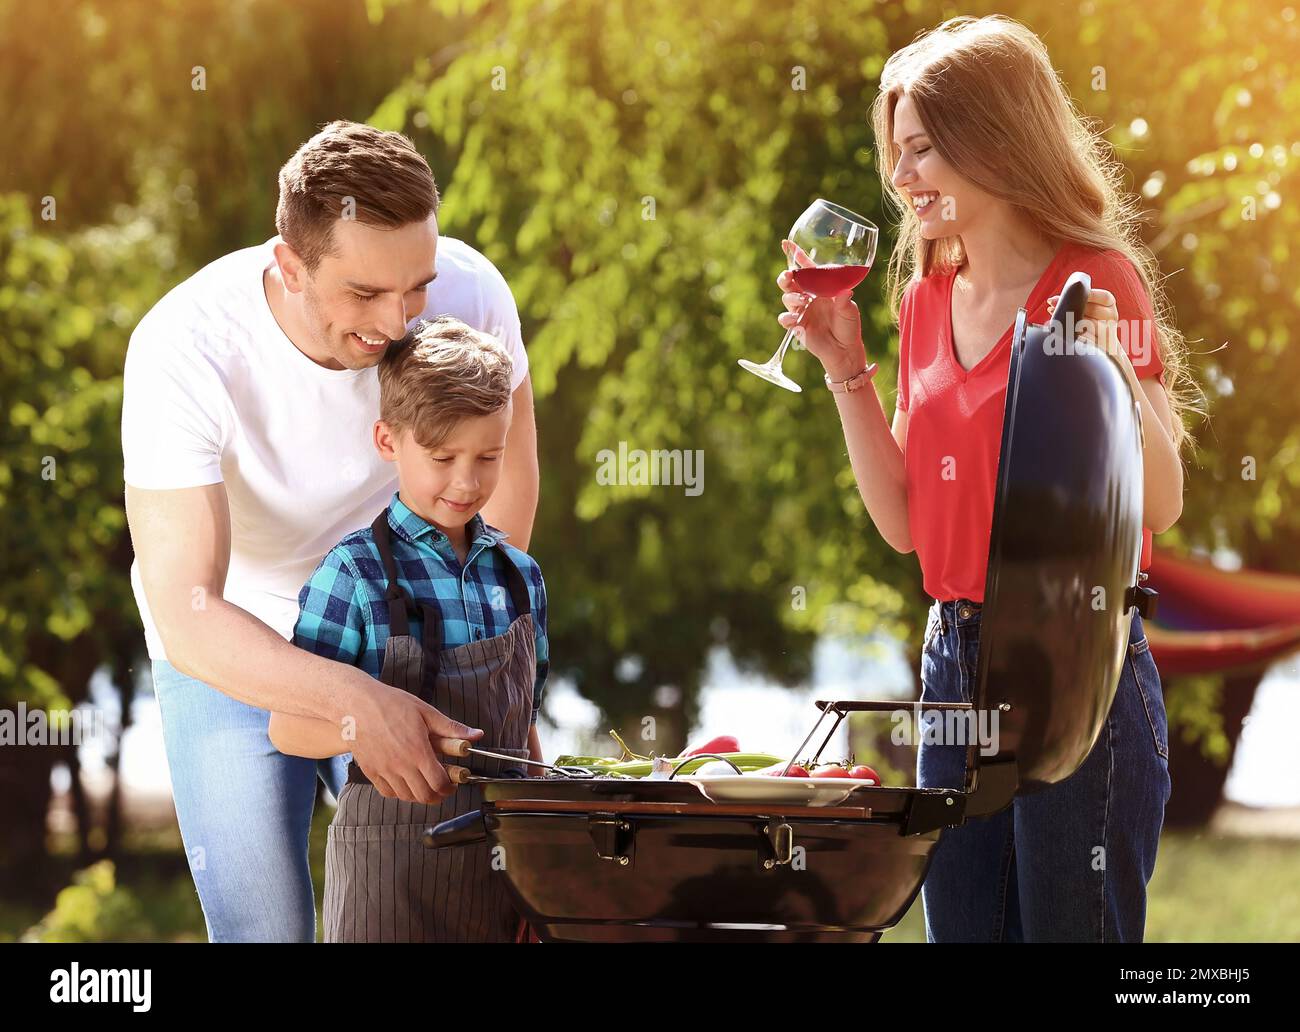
[[879, 829, 1300, 942]]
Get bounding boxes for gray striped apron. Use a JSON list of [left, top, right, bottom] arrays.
[[324, 510, 535, 943]]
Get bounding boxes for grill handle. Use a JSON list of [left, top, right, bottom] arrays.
[[421, 810, 486, 850], [1050, 270, 1092, 329]]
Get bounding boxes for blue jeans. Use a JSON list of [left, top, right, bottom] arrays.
[[915, 600, 1171, 942], [151, 660, 350, 942]]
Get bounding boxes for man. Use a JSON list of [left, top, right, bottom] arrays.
[[121, 121, 539, 942]]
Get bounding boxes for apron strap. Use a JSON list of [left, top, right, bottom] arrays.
[[492, 539, 533, 619], [371, 509, 446, 650]]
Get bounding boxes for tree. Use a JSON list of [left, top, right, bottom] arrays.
[[375, 0, 1300, 798], [0, 193, 174, 896], [378, 0, 928, 745]]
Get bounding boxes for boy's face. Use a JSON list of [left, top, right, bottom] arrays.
[[374, 402, 513, 536], [278, 215, 439, 372]]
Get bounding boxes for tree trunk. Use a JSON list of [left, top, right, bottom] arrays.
[[66, 742, 92, 864], [104, 639, 139, 861], [1164, 669, 1264, 827], [4, 629, 107, 903], [0, 742, 59, 903]]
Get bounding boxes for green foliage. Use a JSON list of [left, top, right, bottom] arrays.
[[1, 0, 1296, 736], [385, 0, 926, 726], [0, 0, 459, 710], [20, 857, 206, 942], [1034, 0, 1300, 568], [21, 860, 151, 942], [376, 0, 1300, 729], [0, 193, 173, 705], [1166, 672, 1233, 762]]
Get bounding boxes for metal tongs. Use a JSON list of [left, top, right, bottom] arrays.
[[434, 738, 599, 780]]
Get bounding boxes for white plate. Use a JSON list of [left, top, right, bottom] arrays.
[[679, 774, 877, 807]]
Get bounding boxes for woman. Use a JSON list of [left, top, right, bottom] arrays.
[[777, 15, 1192, 942]]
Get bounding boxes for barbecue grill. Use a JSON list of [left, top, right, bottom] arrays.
[[423, 271, 1160, 942]]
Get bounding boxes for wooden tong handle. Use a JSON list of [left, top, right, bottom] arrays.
[[430, 739, 473, 783], [445, 764, 473, 785], [435, 737, 472, 758]]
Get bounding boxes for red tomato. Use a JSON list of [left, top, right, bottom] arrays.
[[683, 735, 741, 757], [811, 765, 852, 779], [848, 765, 880, 783]]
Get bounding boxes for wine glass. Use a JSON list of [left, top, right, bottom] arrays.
[[738, 198, 879, 392]]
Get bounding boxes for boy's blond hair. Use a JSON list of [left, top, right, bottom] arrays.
[[377, 316, 514, 449]]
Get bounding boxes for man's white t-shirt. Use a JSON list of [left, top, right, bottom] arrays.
[[121, 235, 529, 662]]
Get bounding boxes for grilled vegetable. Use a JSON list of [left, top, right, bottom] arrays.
[[608, 729, 649, 762], [690, 759, 741, 777], [683, 735, 741, 757], [552, 752, 783, 779]]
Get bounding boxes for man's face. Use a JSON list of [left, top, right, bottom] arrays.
[[374, 402, 513, 535], [293, 215, 439, 371]]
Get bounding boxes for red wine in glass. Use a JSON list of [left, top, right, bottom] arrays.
[[739, 199, 879, 392], [789, 262, 872, 298]]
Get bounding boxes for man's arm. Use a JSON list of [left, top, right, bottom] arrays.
[[270, 545, 370, 760], [478, 374, 539, 549], [125, 481, 481, 801]]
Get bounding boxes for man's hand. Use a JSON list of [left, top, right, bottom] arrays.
[[346, 680, 485, 803]]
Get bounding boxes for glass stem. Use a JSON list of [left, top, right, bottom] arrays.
[[770, 307, 807, 367]]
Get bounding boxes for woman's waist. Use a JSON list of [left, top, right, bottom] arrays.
[[932, 598, 984, 624]]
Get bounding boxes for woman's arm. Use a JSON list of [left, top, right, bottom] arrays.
[[1052, 288, 1184, 533], [1132, 378, 1183, 533], [826, 384, 914, 553]]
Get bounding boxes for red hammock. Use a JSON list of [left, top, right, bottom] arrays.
[[1145, 550, 1300, 676]]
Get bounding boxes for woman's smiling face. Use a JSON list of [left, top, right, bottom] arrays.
[[890, 92, 992, 241]]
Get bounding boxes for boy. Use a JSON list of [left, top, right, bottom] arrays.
[[269, 315, 548, 942]]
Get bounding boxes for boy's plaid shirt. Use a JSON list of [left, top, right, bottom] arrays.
[[293, 492, 549, 721]]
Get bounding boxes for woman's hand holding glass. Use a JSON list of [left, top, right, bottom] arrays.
[[776, 239, 870, 384]]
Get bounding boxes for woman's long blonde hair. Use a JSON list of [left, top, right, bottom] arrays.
[[872, 15, 1196, 455]]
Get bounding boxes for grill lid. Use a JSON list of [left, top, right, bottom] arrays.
[[965, 270, 1155, 817]]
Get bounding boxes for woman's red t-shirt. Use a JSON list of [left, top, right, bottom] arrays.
[[896, 241, 1167, 603]]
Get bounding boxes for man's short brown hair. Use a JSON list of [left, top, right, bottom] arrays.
[[378, 317, 514, 449], [276, 120, 439, 271]]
